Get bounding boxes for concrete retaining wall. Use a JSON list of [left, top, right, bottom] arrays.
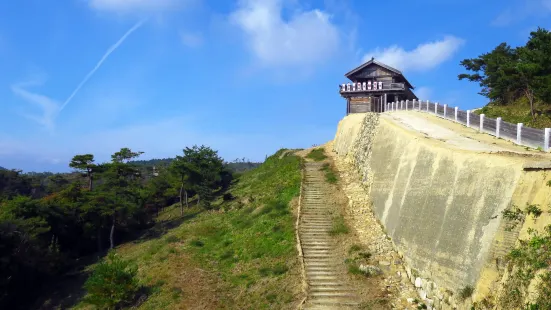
[[333, 112, 551, 308]]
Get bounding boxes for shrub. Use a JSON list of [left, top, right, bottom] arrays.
[[459, 285, 474, 300], [348, 244, 362, 254], [306, 148, 327, 161], [83, 252, 140, 309], [320, 163, 338, 184], [348, 264, 362, 275], [329, 215, 350, 236], [223, 192, 235, 201]]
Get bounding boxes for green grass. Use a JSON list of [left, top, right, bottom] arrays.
[[459, 285, 474, 301], [74, 149, 303, 310], [475, 98, 551, 129], [320, 163, 338, 184], [348, 244, 362, 254], [306, 148, 327, 161], [347, 264, 362, 275], [329, 215, 350, 236]]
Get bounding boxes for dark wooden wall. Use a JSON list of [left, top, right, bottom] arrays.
[[350, 103, 371, 113]]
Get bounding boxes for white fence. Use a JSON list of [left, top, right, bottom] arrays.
[[383, 99, 551, 151]]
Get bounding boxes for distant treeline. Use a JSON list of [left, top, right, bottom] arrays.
[[130, 157, 262, 173]]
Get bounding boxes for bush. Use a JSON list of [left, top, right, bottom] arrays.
[[329, 215, 349, 236], [223, 192, 235, 201], [83, 252, 140, 309], [306, 148, 327, 161], [459, 285, 474, 300]]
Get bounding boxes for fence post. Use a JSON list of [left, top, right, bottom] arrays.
[[426, 100, 429, 112], [400, 100, 403, 110], [480, 114, 485, 132], [517, 123, 523, 144], [467, 110, 470, 127], [413, 99, 416, 110], [454, 107, 458, 122], [545, 128, 550, 151], [543, 128, 551, 152], [443, 104, 447, 118], [435, 102, 438, 114], [419, 99, 422, 111], [406, 100, 409, 111], [496, 117, 501, 138]]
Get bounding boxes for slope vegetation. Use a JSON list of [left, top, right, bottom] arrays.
[[71, 149, 303, 309]]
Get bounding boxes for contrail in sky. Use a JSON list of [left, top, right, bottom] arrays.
[[59, 18, 148, 112]]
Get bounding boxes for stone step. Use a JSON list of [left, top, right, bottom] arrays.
[[301, 226, 332, 229], [306, 271, 340, 277], [307, 280, 347, 286], [305, 267, 337, 272], [304, 261, 336, 266], [302, 247, 332, 251], [310, 292, 358, 299], [301, 244, 333, 248], [303, 252, 333, 256], [309, 286, 353, 292], [303, 248, 332, 252], [304, 264, 337, 269], [301, 227, 331, 229], [302, 240, 332, 244], [309, 298, 360, 306]]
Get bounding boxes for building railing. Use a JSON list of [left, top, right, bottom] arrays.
[[381, 99, 551, 151], [339, 82, 405, 93]]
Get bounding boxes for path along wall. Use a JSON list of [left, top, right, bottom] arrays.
[[333, 112, 551, 307]]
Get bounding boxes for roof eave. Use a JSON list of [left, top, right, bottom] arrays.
[[344, 59, 404, 80]]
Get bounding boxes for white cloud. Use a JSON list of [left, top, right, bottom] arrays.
[[362, 36, 464, 73], [180, 31, 203, 48], [415, 87, 432, 100], [88, 0, 183, 13], [10, 82, 61, 132], [230, 0, 340, 67], [492, 0, 551, 26]]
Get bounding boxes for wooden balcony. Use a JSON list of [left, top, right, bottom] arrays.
[[339, 82, 405, 94]]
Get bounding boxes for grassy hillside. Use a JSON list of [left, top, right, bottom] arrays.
[[474, 97, 551, 129], [72, 149, 303, 309]]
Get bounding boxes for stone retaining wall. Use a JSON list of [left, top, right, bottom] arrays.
[[332, 112, 551, 309]]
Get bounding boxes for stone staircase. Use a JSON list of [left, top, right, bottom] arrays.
[[300, 162, 360, 309]]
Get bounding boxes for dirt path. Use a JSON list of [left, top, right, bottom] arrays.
[[299, 161, 361, 309]]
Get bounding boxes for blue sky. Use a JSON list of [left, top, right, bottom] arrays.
[[0, 0, 550, 172]]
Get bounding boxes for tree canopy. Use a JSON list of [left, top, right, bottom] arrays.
[[459, 27, 551, 120], [0, 144, 240, 309]]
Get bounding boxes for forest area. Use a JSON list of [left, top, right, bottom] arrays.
[[459, 27, 551, 128], [0, 145, 261, 309]]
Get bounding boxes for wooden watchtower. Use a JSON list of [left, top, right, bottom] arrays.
[[339, 57, 418, 115]]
